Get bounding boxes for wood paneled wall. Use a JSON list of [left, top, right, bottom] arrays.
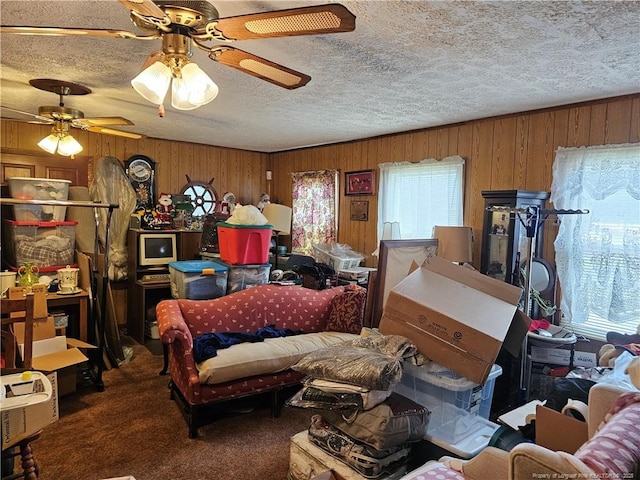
[[2, 93, 639, 271], [270, 94, 640, 267], [1, 120, 270, 206]]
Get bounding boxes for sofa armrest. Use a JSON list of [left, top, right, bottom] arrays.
[[587, 383, 628, 438], [510, 443, 593, 478], [440, 447, 509, 480], [156, 299, 194, 348]]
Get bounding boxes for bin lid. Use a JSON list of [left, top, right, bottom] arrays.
[[169, 260, 228, 273], [4, 219, 78, 227], [216, 222, 273, 229]]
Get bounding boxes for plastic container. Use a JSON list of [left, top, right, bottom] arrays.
[[169, 260, 228, 300], [216, 222, 272, 265], [217, 260, 271, 294], [394, 362, 502, 445], [3, 220, 77, 267], [8, 177, 71, 222], [312, 243, 363, 271]]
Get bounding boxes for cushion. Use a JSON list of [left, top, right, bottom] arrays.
[[574, 392, 640, 477], [325, 285, 366, 334], [196, 331, 358, 385]]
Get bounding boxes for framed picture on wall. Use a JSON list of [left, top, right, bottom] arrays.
[[350, 201, 369, 221], [345, 170, 376, 196], [372, 238, 439, 327]]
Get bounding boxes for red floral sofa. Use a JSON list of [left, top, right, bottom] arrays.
[[156, 283, 366, 438]]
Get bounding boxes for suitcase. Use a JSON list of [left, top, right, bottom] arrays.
[[323, 393, 430, 451], [307, 415, 411, 479], [288, 431, 408, 480]]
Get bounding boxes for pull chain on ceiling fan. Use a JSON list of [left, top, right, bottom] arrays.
[[0, 1, 357, 111]]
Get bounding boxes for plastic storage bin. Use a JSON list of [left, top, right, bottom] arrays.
[[216, 222, 272, 265], [169, 260, 228, 300], [3, 220, 77, 267], [8, 177, 71, 222], [394, 363, 502, 445], [312, 243, 363, 271], [217, 260, 271, 294]]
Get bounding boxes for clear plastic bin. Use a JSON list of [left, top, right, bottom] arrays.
[[312, 243, 363, 271], [169, 260, 228, 300], [8, 177, 71, 221], [3, 220, 77, 267]]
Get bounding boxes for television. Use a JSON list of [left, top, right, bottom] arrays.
[[139, 233, 178, 267]]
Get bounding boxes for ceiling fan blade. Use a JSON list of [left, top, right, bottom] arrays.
[[210, 47, 310, 90], [118, 0, 169, 21], [0, 105, 53, 124], [75, 117, 135, 127], [213, 4, 356, 41], [84, 126, 145, 139], [0, 25, 157, 39]]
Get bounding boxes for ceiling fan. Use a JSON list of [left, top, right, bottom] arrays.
[[0, 1, 357, 95], [0, 78, 144, 140]]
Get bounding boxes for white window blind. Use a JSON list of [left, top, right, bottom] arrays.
[[551, 143, 640, 341], [377, 156, 464, 243]]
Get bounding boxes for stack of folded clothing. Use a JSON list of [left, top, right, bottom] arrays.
[[288, 334, 430, 479]]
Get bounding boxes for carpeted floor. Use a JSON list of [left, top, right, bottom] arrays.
[[27, 344, 313, 480]]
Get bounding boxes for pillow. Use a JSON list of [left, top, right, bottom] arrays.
[[325, 285, 366, 334]]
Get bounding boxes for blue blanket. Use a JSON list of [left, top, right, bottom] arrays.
[[193, 324, 305, 363]]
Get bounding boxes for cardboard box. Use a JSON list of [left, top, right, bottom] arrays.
[[1, 372, 59, 449], [14, 310, 96, 396], [530, 346, 597, 368], [379, 256, 530, 385], [535, 405, 588, 453]]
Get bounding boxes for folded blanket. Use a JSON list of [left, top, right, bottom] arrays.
[[193, 324, 304, 363]]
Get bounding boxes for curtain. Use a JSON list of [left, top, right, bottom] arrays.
[[377, 156, 464, 244], [551, 143, 640, 336], [291, 169, 338, 255]]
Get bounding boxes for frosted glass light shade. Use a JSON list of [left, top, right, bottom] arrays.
[[171, 62, 218, 110], [37, 133, 59, 154], [56, 134, 83, 156], [131, 61, 172, 105]]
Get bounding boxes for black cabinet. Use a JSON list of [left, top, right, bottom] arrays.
[[480, 190, 550, 286]]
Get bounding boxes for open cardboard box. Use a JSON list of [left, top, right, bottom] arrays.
[[535, 404, 588, 453], [12, 290, 96, 396], [1, 371, 59, 449], [379, 256, 531, 385]]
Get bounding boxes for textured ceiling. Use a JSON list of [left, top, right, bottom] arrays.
[[1, 0, 639, 153]]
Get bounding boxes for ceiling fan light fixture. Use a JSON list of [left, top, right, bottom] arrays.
[[171, 62, 219, 110], [37, 133, 60, 154], [56, 133, 84, 156], [131, 61, 172, 105]]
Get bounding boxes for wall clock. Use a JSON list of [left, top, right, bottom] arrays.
[[125, 155, 156, 211]]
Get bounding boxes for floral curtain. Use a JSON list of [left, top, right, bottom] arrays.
[[551, 143, 640, 331], [291, 169, 338, 255]]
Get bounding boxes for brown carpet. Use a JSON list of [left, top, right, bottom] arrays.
[[32, 344, 312, 480]]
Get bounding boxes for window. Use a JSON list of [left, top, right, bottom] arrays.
[[551, 143, 640, 341], [291, 169, 338, 256], [377, 156, 464, 243]]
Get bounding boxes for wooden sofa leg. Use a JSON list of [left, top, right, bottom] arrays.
[[271, 389, 282, 418], [188, 404, 199, 439]]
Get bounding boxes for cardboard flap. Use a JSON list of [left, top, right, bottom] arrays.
[[32, 348, 88, 371], [14, 315, 56, 343], [66, 337, 97, 349], [422, 256, 524, 305], [535, 405, 588, 454], [503, 310, 532, 357]]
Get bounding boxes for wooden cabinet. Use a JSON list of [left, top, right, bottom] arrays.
[[127, 229, 202, 343], [480, 190, 550, 286]]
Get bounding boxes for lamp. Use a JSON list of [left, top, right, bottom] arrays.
[[432, 226, 473, 264], [37, 121, 83, 156], [131, 34, 218, 110], [262, 203, 292, 269]]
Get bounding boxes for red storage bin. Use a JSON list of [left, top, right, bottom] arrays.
[[217, 222, 272, 265]]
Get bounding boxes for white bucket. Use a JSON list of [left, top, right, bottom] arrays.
[[8, 177, 71, 222]]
